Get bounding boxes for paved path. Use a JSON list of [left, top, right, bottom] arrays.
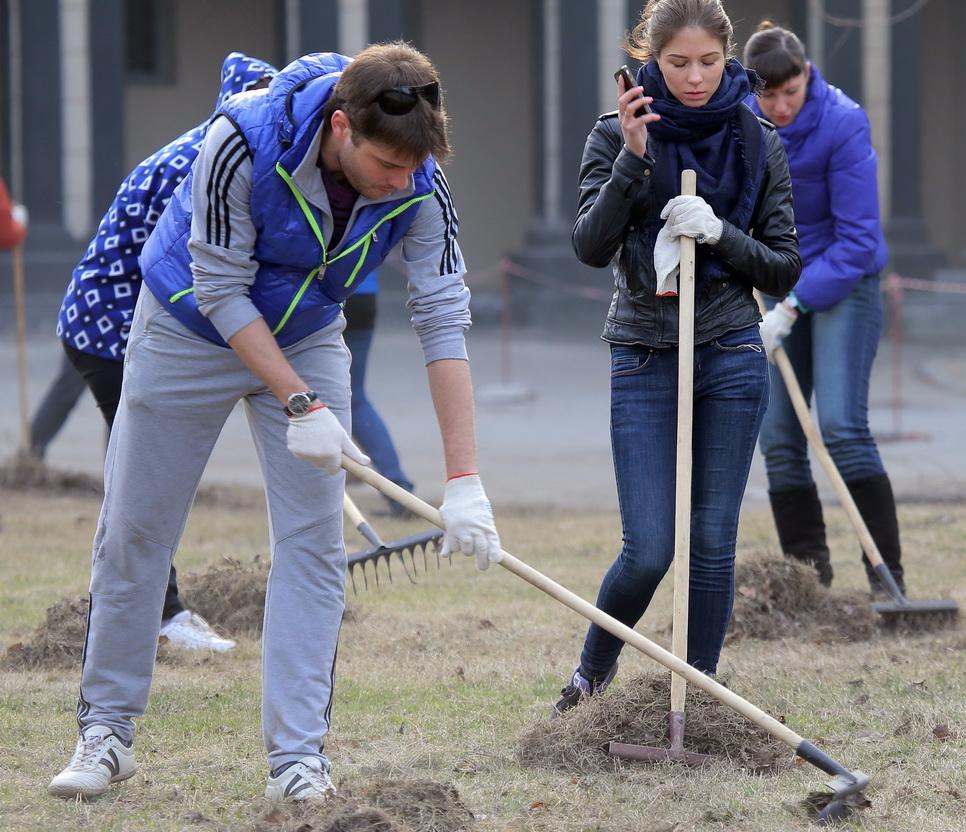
[[2, 313, 965, 510]]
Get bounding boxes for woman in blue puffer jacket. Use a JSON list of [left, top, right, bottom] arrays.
[[744, 22, 904, 595]]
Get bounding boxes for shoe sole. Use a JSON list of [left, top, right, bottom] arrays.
[[48, 769, 136, 800]]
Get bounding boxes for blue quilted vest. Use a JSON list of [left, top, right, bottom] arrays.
[[140, 52, 437, 347]]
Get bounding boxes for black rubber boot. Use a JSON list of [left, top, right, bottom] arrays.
[[768, 485, 834, 587], [845, 474, 905, 595]]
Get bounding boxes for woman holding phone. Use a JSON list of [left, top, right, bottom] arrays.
[[744, 23, 902, 595], [554, 0, 800, 713]]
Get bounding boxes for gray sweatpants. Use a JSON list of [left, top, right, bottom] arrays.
[[77, 287, 350, 772]]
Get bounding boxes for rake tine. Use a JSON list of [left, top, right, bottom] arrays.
[[348, 565, 359, 596], [398, 548, 418, 584]]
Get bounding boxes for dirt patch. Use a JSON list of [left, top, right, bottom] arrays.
[[192, 482, 265, 511], [729, 556, 880, 643], [1, 595, 89, 670], [0, 553, 270, 669], [0, 454, 102, 497], [518, 673, 790, 774], [353, 779, 474, 831], [249, 779, 473, 831], [0, 454, 263, 510], [179, 556, 270, 636], [0, 556, 271, 670], [1, 555, 363, 669]]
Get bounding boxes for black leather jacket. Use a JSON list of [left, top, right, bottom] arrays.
[[573, 112, 801, 347]]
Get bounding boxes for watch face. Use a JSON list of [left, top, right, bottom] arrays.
[[287, 391, 316, 417]]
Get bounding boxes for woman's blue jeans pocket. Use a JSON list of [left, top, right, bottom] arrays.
[[610, 345, 654, 377]]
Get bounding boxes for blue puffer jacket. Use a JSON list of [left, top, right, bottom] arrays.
[[57, 52, 277, 360], [141, 53, 436, 348], [750, 66, 888, 311]]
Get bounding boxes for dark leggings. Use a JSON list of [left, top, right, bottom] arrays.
[[64, 343, 184, 622]]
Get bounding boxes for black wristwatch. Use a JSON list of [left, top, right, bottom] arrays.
[[285, 390, 319, 417]]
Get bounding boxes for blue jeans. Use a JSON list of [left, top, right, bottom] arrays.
[[343, 326, 414, 492], [759, 274, 885, 491], [580, 326, 769, 677]]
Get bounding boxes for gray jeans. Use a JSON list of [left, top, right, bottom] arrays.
[[77, 287, 351, 772]]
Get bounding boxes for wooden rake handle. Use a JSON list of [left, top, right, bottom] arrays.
[[755, 293, 888, 570], [342, 491, 368, 529], [340, 453, 805, 751], [671, 169, 697, 713]]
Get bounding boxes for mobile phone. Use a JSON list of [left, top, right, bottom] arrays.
[[614, 65, 653, 117]]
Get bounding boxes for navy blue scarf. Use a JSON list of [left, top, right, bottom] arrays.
[[637, 58, 766, 284]]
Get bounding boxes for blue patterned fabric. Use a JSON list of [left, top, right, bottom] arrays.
[[56, 52, 278, 360]]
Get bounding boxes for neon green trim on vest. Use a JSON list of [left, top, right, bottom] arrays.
[[275, 160, 433, 274], [263, 162, 437, 332], [343, 234, 371, 289], [169, 167, 433, 336], [272, 267, 319, 335]]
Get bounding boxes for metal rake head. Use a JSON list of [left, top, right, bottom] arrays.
[[346, 529, 444, 593]]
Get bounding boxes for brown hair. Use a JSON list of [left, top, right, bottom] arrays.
[[743, 21, 808, 89], [323, 41, 450, 163], [625, 0, 734, 62]]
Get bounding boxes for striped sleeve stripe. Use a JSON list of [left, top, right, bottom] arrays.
[[204, 129, 250, 247], [431, 169, 458, 275], [219, 151, 250, 249]]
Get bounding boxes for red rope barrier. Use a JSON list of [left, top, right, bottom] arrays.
[[492, 262, 966, 438], [500, 257, 612, 302]]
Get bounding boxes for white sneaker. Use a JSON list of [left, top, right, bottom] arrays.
[[265, 757, 336, 803], [48, 725, 136, 799], [159, 610, 236, 652]]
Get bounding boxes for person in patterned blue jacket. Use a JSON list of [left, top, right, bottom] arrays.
[[39, 52, 278, 651], [744, 23, 904, 595], [49, 42, 502, 805]]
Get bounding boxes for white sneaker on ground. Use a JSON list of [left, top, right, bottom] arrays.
[[159, 610, 236, 652], [48, 725, 136, 799], [265, 756, 336, 803]]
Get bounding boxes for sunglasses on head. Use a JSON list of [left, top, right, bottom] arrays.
[[373, 80, 441, 116]]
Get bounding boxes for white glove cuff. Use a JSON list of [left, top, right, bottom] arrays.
[[697, 217, 723, 245], [444, 473, 484, 500]]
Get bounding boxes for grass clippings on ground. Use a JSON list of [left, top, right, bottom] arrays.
[[179, 556, 271, 635], [729, 556, 880, 643], [0, 455, 264, 509], [0, 595, 89, 670], [0, 453, 103, 497], [1, 486, 963, 832], [518, 672, 791, 774], [247, 778, 473, 832]]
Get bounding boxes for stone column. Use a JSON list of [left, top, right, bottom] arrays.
[[1, 0, 122, 315], [285, 0, 339, 60], [886, 0, 944, 276], [512, 0, 609, 318]]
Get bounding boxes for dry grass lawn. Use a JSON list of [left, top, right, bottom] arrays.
[[0, 483, 963, 831]]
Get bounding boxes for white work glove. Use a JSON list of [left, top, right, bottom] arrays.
[[11, 203, 28, 229], [286, 404, 370, 475], [654, 224, 680, 296], [439, 474, 503, 571], [758, 302, 798, 360], [660, 195, 723, 245]]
